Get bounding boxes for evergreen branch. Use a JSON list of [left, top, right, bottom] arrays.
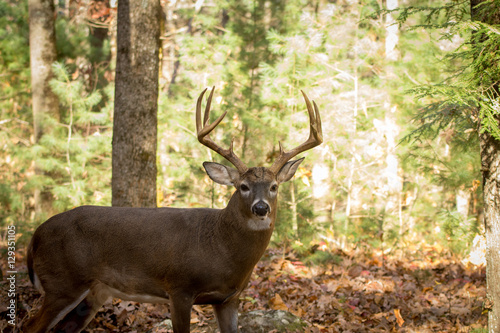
[[399, 0, 500, 143], [0, 125, 31, 146], [479, 98, 500, 141], [0, 89, 30, 101]]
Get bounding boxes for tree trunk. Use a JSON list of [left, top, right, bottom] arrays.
[[479, 130, 500, 332], [384, 0, 403, 234], [112, 0, 161, 207], [385, 0, 399, 61], [28, 0, 59, 218], [470, 1, 500, 331]]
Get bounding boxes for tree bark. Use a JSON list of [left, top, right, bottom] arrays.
[[112, 0, 161, 207], [479, 129, 500, 332], [28, 0, 59, 217], [470, 1, 500, 331], [29, 0, 59, 143]]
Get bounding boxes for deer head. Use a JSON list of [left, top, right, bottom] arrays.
[[196, 87, 323, 230]]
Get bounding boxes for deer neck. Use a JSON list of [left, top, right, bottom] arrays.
[[215, 193, 275, 263]]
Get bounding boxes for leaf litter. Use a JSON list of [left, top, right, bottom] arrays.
[[0, 244, 486, 332]]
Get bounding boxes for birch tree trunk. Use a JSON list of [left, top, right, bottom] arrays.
[[479, 129, 500, 332], [384, 0, 402, 233], [385, 0, 399, 62], [470, 1, 500, 331]]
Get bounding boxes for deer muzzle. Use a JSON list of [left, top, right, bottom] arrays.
[[252, 200, 270, 217]]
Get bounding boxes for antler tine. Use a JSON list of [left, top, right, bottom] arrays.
[[196, 87, 248, 174], [196, 88, 207, 133], [269, 91, 323, 174], [203, 87, 214, 126]]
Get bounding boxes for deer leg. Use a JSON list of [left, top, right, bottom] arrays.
[[22, 290, 90, 333], [213, 299, 239, 333], [52, 286, 110, 333], [169, 293, 193, 333]]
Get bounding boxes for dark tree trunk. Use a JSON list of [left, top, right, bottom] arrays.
[[470, 1, 500, 331], [88, 0, 112, 90], [89, 26, 109, 86], [28, 0, 59, 218], [112, 0, 162, 207]]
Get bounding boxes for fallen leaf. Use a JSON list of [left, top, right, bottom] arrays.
[[269, 293, 289, 311], [348, 265, 363, 278], [394, 309, 404, 327]]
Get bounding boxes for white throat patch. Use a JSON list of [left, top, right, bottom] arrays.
[[247, 216, 272, 231]]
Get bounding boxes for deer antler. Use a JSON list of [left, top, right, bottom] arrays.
[[269, 91, 323, 174], [196, 87, 249, 174]]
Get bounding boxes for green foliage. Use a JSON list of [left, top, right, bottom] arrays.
[[274, 178, 316, 245], [1, 0, 491, 260], [158, 0, 486, 256], [438, 209, 480, 255], [42, 63, 112, 210], [0, 3, 113, 239], [0, 0, 32, 231], [390, 1, 470, 30], [302, 249, 342, 266], [22, 63, 113, 213], [393, 0, 490, 254], [56, 17, 90, 62], [399, 1, 500, 142], [470, 328, 488, 333]]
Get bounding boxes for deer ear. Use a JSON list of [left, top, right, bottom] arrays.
[[276, 158, 304, 183], [203, 162, 240, 186]]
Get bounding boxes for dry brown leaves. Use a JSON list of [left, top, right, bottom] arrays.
[[241, 246, 486, 332], [0, 245, 487, 332]]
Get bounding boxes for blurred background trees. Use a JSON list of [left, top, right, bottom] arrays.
[[0, 0, 488, 260]]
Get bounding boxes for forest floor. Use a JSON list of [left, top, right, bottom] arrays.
[[0, 243, 487, 333]]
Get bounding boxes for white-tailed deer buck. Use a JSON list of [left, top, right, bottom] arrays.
[[23, 88, 322, 333]]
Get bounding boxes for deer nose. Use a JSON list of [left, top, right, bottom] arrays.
[[252, 201, 270, 217]]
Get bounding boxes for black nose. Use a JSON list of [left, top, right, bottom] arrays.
[[252, 201, 270, 217]]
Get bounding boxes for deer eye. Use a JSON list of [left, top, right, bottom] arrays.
[[240, 184, 250, 192], [270, 184, 278, 192]]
